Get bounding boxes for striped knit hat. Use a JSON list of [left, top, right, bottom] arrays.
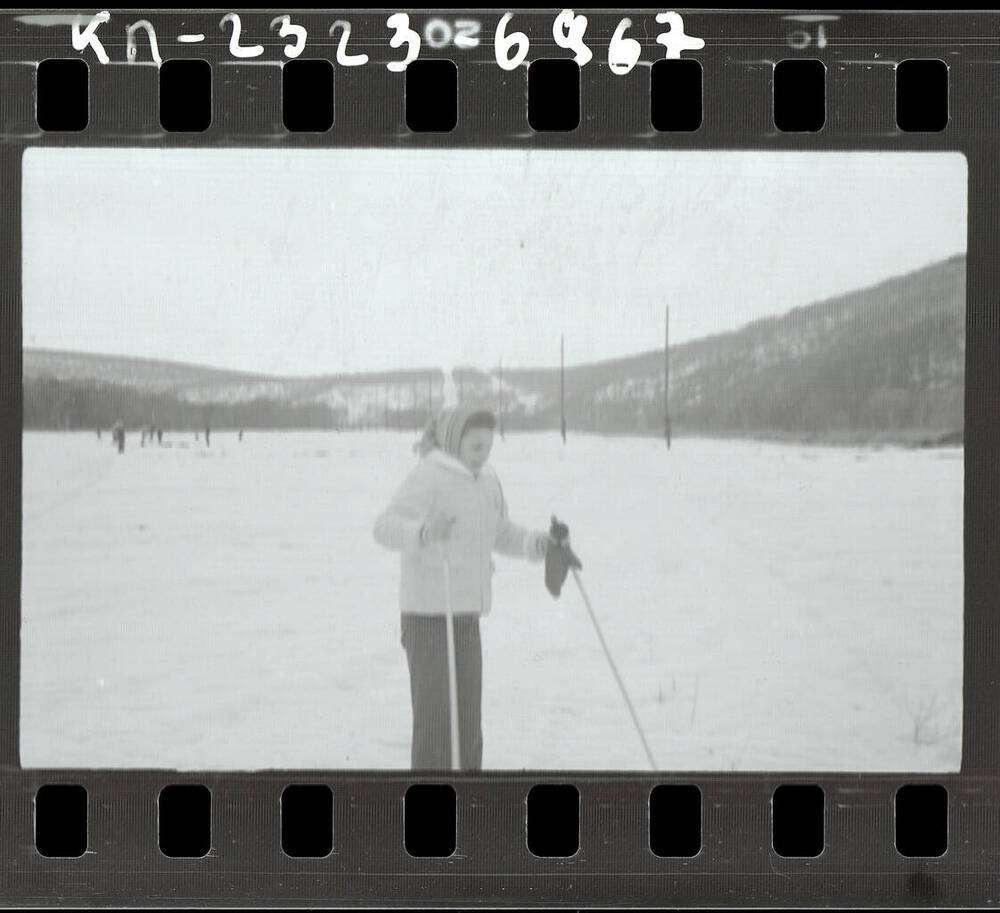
[[414, 403, 496, 457]]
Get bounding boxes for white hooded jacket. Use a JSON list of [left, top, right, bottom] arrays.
[[374, 449, 544, 616]]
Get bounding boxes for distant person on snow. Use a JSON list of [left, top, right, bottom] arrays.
[[112, 420, 125, 454], [238, 429, 243, 442], [205, 426, 211, 447], [157, 427, 163, 444], [374, 404, 551, 771]]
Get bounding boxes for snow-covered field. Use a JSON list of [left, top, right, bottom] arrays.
[[20, 430, 963, 772]]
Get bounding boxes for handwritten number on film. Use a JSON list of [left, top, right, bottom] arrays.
[[386, 13, 421, 72], [329, 20, 368, 67], [70, 10, 705, 68], [219, 13, 264, 58], [608, 19, 640, 74], [494, 13, 529, 70], [270, 16, 307, 60], [552, 9, 592, 66]]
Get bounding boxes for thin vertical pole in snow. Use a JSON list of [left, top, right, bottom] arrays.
[[560, 335, 566, 444], [665, 305, 672, 450], [498, 357, 505, 440]]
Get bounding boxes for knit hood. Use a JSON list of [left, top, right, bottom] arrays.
[[414, 403, 495, 458]]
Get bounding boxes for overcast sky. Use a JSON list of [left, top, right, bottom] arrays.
[[22, 148, 967, 376]]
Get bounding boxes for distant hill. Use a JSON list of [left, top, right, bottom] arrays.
[[23, 351, 447, 432], [492, 253, 966, 443], [23, 254, 965, 444]]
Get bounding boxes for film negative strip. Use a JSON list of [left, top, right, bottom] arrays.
[[0, 6, 996, 908]]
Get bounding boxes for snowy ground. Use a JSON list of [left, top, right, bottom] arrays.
[[20, 430, 963, 772]]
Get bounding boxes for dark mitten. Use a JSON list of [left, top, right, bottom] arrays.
[[545, 515, 583, 598]]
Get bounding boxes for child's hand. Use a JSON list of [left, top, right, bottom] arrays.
[[421, 509, 456, 544]]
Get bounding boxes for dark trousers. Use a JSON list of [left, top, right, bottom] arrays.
[[401, 613, 483, 771]]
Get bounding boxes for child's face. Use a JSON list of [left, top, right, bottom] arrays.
[[458, 427, 494, 475]]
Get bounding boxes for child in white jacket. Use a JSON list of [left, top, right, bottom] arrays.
[[374, 403, 550, 770]]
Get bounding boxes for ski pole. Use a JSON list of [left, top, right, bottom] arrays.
[[570, 567, 658, 771], [441, 558, 461, 772]]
